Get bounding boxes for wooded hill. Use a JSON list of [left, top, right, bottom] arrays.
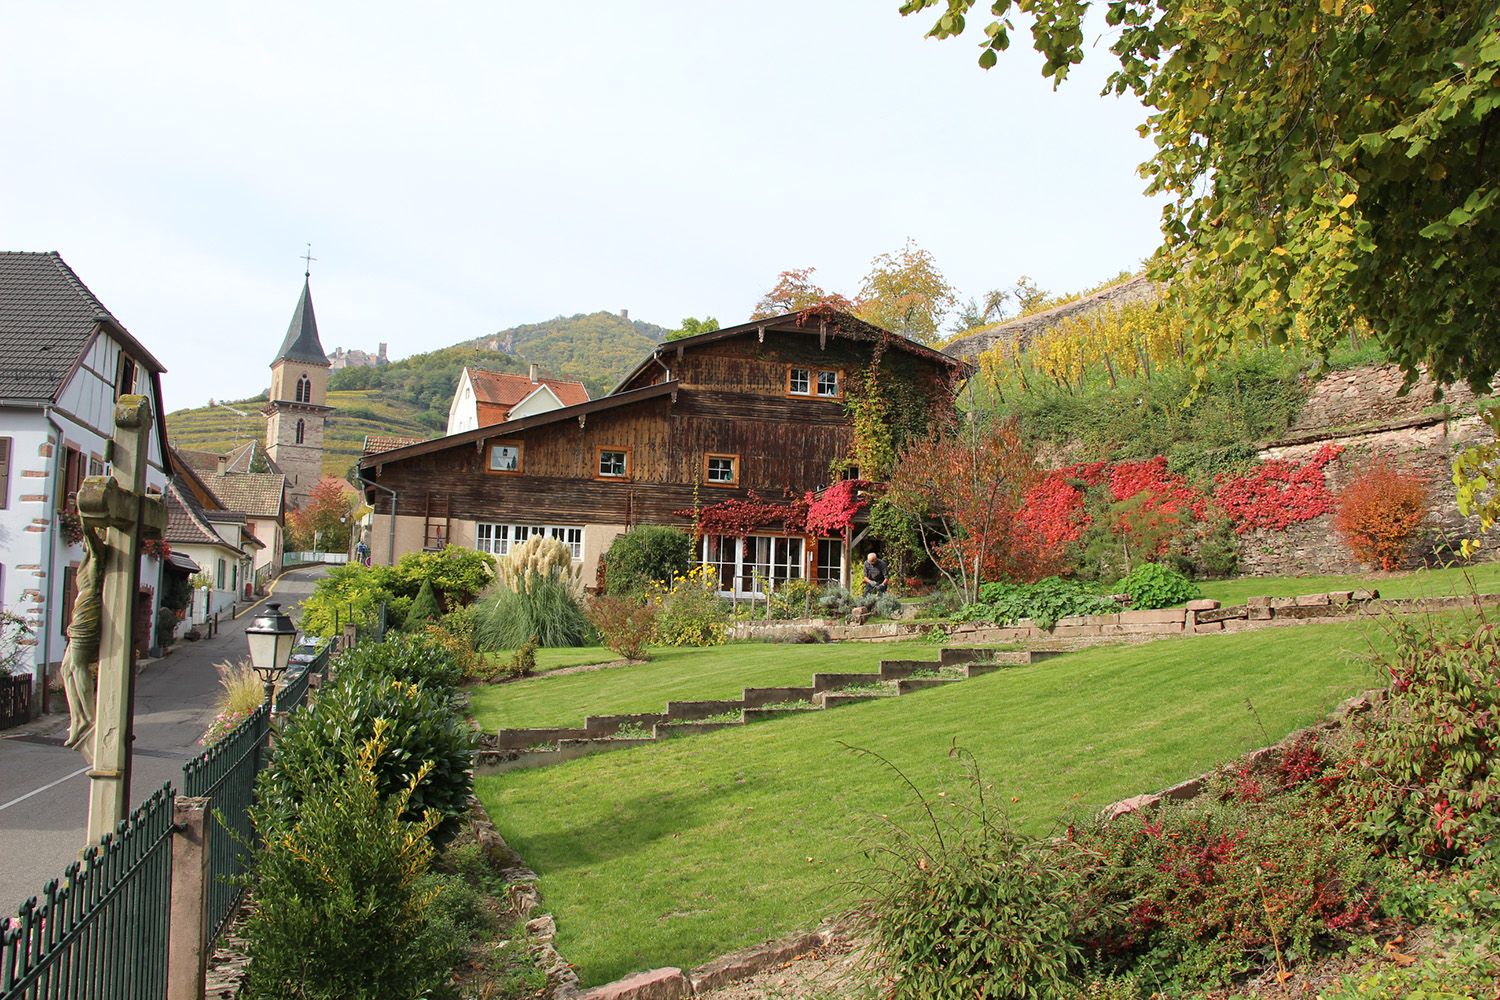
[[165, 310, 668, 479]]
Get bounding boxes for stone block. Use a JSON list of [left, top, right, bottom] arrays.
[[1161, 777, 1205, 802], [1197, 605, 1249, 623], [1270, 596, 1297, 609], [581, 968, 689, 1000], [1185, 599, 1220, 611], [1193, 621, 1225, 633], [1102, 793, 1159, 821], [689, 933, 824, 993], [1120, 608, 1188, 625], [1118, 622, 1184, 634], [1328, 590, 1355, 604], [1247, 595, 1271, 608], [1352, 589, 1378, 601], [1295, 593, 1330, 607], [1050, 625, 1103, 638], [1248, 606, 1272, 621]]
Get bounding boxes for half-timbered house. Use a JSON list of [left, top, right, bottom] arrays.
[[357, 311, 966, 595]]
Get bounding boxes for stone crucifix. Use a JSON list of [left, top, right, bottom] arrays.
[[58, 395, 166, 844]]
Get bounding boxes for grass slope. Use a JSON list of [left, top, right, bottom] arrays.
[[1196, 561, 1500, 607], [167, 389, 434, 479], [469, 640, 950, 731], [474, 621, 1389, 985]]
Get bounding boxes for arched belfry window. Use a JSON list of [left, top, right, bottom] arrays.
[[295, 419, 305, 444], [295, 374, 311, 403]]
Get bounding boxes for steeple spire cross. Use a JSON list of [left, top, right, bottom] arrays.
[[301, 243, 317, 278]]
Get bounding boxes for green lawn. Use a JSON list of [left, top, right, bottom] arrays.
[[469, 640, 950, 731], [1195, 561, 1500, 607], [474, 620, 1392, 985], [483, 646, 621, 675]]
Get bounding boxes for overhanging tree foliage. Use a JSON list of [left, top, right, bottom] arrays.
[[900, 0, 1500, 392]]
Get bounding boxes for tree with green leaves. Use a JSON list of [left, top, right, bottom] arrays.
[[666, 316, 720, 341], [900, 0, 1499, 393]]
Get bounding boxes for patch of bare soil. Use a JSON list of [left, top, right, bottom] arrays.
[[694, 927, 879, 1000]]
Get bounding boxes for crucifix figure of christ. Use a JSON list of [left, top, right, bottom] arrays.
[[57, 395, 167, 844]]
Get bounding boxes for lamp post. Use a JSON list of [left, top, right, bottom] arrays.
[[245, 602, 297, 709]]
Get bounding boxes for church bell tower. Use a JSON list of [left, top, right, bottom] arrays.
[[264, 272, 332, 508]]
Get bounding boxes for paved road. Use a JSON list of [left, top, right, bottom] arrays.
[[0, 566, 326, 915]]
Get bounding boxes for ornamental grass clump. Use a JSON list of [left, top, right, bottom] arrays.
[[477, 536, 591, 649], [199, 659, 263, 746]]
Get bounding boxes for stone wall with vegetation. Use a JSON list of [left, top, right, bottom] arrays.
[[1239, 364, 1491, 576]]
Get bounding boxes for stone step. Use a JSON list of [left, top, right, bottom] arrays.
[[963, 663, 1002, 677], [489, 727, 591, 751], [741, 686, 817, 708], [811, 672, 884, 693], [741, 705, 819, 723], [583, 713, 667, 737], [878, 658, 940, 680], [654, 721, 742, 738], [816, 691, 892, 709], [663, 699, 744, 721], [895, 676, 966, 695], [938, 647, 991, 666]]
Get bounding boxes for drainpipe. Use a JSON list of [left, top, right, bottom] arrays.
[[356, 470, 398, 566], [40, 408, 64, 714]]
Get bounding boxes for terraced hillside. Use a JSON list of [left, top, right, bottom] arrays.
[[166, 389, 434, 479], [167, 311, 671, 480]]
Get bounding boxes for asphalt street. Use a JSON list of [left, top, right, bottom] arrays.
[[0, 565, 326, 915]]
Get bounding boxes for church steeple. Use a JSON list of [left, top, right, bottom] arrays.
[[273, 278, 329, 366]]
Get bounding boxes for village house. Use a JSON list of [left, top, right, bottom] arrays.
[[174, 443, 287, 586], [358, 311, 965, 595], [445, 364, 590, 435], [0, 252, 172, 719]]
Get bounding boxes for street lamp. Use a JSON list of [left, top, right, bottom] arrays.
[[245, 602, 297, 708]]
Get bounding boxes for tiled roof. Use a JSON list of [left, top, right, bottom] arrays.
[[175, 448, 225, 475], [0, 251, 164, 402], [468, 367, 590, 420], [206, 472, 286, 519], [363, 434, 425, 456], [273, 278, 329, 366], [164, 479, 246, 555]]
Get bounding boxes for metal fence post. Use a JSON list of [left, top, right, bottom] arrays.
[[167, 796, 212, 1000]]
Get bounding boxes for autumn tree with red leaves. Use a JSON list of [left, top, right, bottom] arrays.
[[885, 416, 1050, 603], [287, 476, 360, 552], [1334, 459, 1430, 571], [750, 267, 854, 319]]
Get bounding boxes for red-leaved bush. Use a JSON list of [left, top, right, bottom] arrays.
[[1332, 459, 1429, 570]]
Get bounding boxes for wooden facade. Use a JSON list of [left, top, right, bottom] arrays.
[[358, 314, 965, 581]]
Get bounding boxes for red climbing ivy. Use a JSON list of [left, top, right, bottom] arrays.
[[675, 490, 808, 538], [1212, 445, 1344, 533], [804, 479, 870, 537]]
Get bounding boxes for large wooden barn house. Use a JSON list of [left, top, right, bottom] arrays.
[[356, 311, 966, 596]]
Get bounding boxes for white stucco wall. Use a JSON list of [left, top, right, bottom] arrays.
[[446, 371, 478, 435]]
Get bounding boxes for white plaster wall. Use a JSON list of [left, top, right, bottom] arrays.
[[508, 385, 564, 420], [446, 371, 478, 435]]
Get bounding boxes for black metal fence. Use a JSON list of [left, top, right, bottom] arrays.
[[0, 675, 31, 731], [0, 785, 176, 1000], [180, 704, 270, 945]]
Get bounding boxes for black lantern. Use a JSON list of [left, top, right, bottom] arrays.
[[245, 602, 297, 708]]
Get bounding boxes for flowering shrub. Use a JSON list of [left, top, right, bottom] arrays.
[[650, 564, 729, 646], [1333, 459, 1429, 570], [199, 708, 250, 747], [1212, 444, 1343, 533]]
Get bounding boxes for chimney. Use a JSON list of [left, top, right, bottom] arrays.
[[528, 363, 539, 383]]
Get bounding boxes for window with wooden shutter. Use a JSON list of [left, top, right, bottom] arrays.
[[58, 447, 83, 513], [0, 437, 10, 511]]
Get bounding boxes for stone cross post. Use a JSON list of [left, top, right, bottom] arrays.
[[78, 396, 166, 844]]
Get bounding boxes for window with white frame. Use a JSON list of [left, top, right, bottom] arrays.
[[816, 538, 844, 585], [705, 454, 737, 485], [597, 449, 627, 478], [788, 367, 810, 394], [476, 522, 582, 560], [488, 442, 522, 473], [817, 370, 840, 397], [701, 534, 803, 596]]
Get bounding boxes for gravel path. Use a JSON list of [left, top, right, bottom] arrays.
[[694, 928, 879, 1000]]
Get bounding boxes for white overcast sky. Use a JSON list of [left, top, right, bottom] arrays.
[[1, 2, 1161, 410]]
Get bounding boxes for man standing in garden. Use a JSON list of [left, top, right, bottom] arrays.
[[863, 550, 889, 595]]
